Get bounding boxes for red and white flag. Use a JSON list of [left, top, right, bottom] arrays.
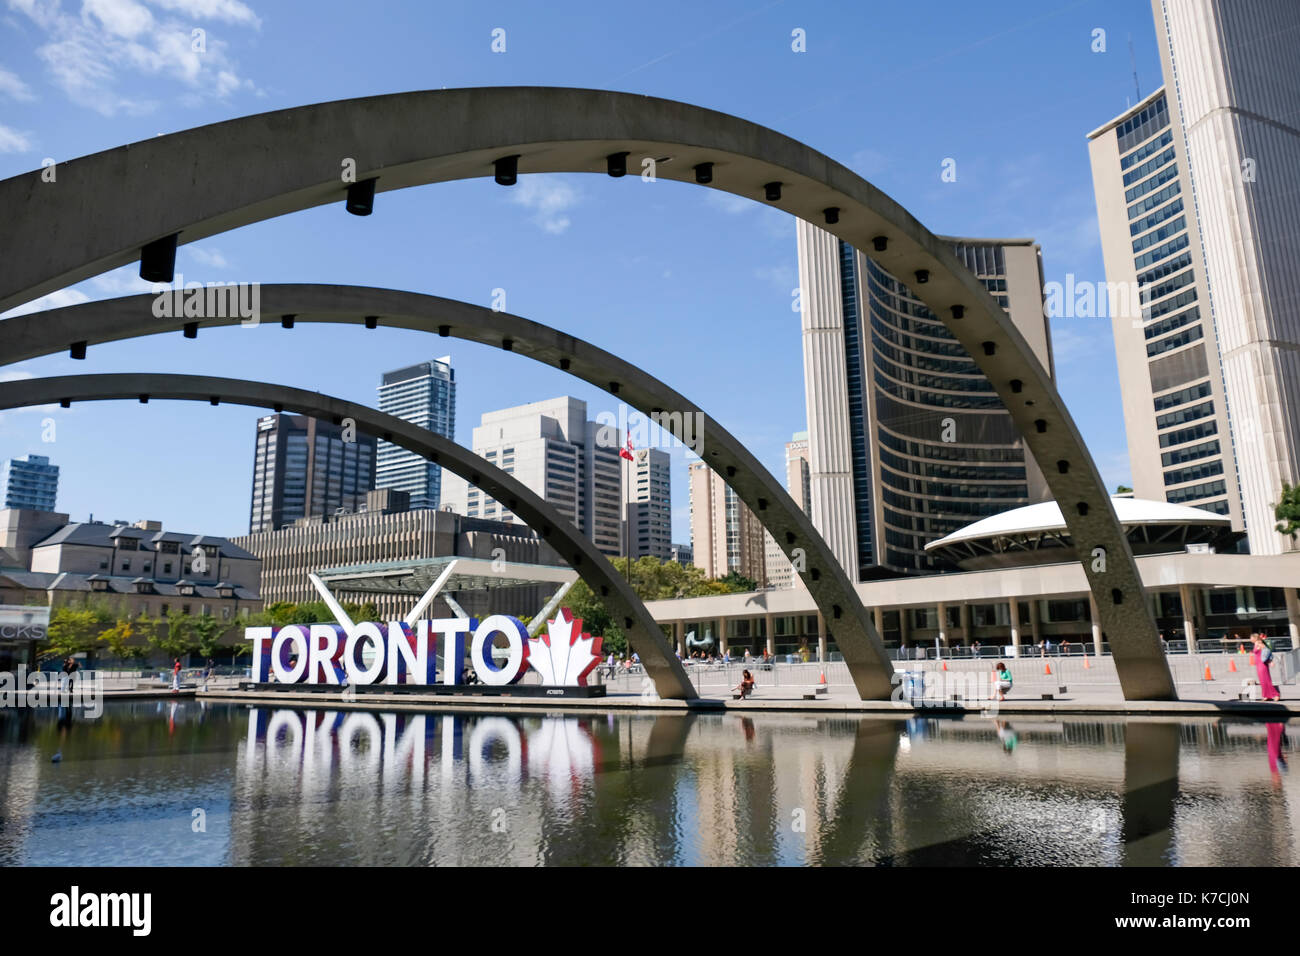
[[619, 429, 635, 461]]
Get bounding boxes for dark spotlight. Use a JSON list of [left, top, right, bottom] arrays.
[[494, 155, 520, 186], [981, 341, 996, 355], [281, 314, 295, 329], [209, 397, 220, 406], [950, 305, 965, 319], [438, 324, 450, 337], [693, 162, 713, 184], [1076, 502, 1089, 516], [70, 341, 87, 360], [871, 236, 888, 252], [823, 207, 840, 225], [273, 403, 284, 413], [138, 394, 149, 404], [1010, 379, 1023, 393], [60, 399, 70, 409], [606, 151, 630, 177], [559, 357, 571, 370], [345, 178, 376, 216], [139, 234, 178, 282], [1111, 588, 1123, 605], [502, 337, 513, 351], [183, 322, 198, 339], [364, 315, 378, 330], [1057, 460, 1070, 474], [914, 269, 930, 285], [764, 181, 782, 201], [1034, 419, 1047, 433]]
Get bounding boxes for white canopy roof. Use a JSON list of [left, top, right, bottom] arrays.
[[925, 496, 1231, 551]]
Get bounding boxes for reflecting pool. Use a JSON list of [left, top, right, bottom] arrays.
[[0, 701, 1296, 865]]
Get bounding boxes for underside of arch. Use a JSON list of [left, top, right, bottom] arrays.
[[0, 86, 1176, 699], [0, 372, 697, 700]]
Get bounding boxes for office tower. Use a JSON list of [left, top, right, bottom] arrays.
[[376, 357, 456, 510], [1088, 90, 1245, 529], [626, 446, 671, 561], [2, 454, 59, 512], [247, 414, 377, 533], [798, 225, 1054, 578], [688, 460, 766, 583], [440, 397, 623, 556], [786, 431, 812, 515], [671, 542, 694, 567]]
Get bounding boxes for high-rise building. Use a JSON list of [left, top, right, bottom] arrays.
[[688, 460, 766, 583], [376, 357, 456, 510], [248, 414, 377, 533], [798, 226, 1054, 578], [2, 455, 59, 512], [1088, 0, 1300, 555], [440, 397, 624, 556], [626, 446, 671, 561], [786, 432, 812, 515], [670, 542, 694, 567], [1087, 90, 1244, 529]]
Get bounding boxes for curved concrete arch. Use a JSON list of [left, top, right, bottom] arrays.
[[0, 287, 898, 700], [0, 372, 697, 700], [0, 87, 1174, 699]]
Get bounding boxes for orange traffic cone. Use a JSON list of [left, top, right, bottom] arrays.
[[1083, 655, 1091, 669], [942, 660, 948, 671], [1044, 662, 1052, 676], [1204, 663, 1214, 681], [1229, 659, 1237, 673], [819, 670, 827, 686]]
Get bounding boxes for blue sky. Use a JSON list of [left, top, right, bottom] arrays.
[[0, 0, 1164, 542]]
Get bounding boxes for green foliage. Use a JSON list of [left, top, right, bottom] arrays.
[[1274, 482, 1300, 540], [1115, 485, 1133, 494], [249, 600, 377, 627], [560, 557, 758, 657], [191, 613, 227, 658], [98, 616, 146, 662], [44, 602, 114, 659]]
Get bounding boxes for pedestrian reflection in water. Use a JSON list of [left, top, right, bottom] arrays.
[[1267, 722, 1288, 786], [994, 719, 1017, 753]]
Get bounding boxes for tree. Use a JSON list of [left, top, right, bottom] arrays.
[[98, 616, 146, 662], [1275, 481, 1300, 540], [191, 613, 227, 659], [151, 614, 198, 660], [43, 603, 114, 662], [717, 570, 759, 593], [1115, 485, 1133, 495]]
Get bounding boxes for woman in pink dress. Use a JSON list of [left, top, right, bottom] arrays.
[[1250, 633, 1281, 702]]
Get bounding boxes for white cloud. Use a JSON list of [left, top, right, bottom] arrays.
[[90, 264, 155, 295], [0, 123, 32, 152], [0, 286, 90, 318], [509, 176, 580, 234], [10, 0, 261, 116], [705, 190, 753, 215], [0, 369, 35, 383], [186, 245, 228, 268], [0, 65, 35, 100]]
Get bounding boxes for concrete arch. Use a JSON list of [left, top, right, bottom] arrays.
[[0, 372, 697, 700], [0, 87, 1174, 698], [0, 287, 898, 700]]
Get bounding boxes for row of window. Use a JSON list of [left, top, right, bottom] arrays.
[[1161, 438, 1220, 468], [1147, 322, 1203, 358], [1153, 379, 1212, 412], [1164, 459, 1223, 486], [1130, 197, 1185, 238]]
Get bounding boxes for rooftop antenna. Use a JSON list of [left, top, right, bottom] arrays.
[[1129, 34, 1141, 102]]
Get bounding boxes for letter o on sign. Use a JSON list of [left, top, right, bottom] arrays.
[[471, 615, 529, 685], [344, 622, 387, 684], [271, 625, 308, 683]]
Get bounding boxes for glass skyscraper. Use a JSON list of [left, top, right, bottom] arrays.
[[798, 224, 1054, 578], [1, 454, 59, 512], [376, 357, 456, 510], [248, 414, 377, 533]]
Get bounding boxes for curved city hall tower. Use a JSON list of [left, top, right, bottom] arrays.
[[797, 223, 1054, 578], [1089, 0, 1300, 555]]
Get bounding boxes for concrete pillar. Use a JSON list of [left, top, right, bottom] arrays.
[[764, 612, 775, 657], [959, 603, 971, 646], [1008, 596, 1021, 655], [1179, 584, 1197, 654], [872, 605, 883, 637], [900, 607, 910, 654], [1029, 599, 1041, 648], [817, 611, 828, 663], [1286, 588, 1300, 646], [936, 602, 948, 648], [674, 620, 684, 657], [1089, 591, 1103, 656]]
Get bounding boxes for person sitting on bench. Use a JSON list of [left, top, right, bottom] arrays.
[[733, 669, 756, 700]]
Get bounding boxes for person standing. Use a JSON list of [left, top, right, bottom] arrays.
[[171, 657, 181, 693], [1251, 633, 1281, 702]]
